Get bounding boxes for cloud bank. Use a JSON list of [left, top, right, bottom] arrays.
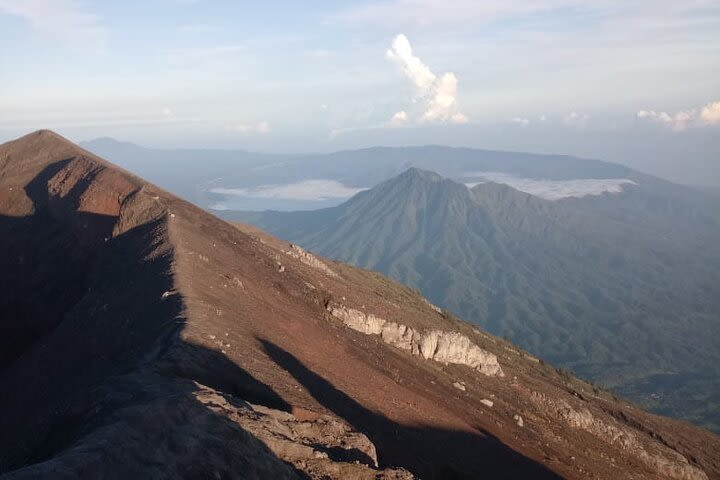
[[390, 110, 408, 126], [464, 172, 636, 200], [386, 34, 468, 124], [210, 180, 367, 202], [637, 100, 720, 131]]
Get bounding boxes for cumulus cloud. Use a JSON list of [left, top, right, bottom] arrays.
[[386, 34, 435, 92], [564, 111, 589, 128], [700, 101, 720, 125], [0, 0, 107, 47], [464, 172, 636, 201], [637, 100, 720, 131], [637, 109, 691, 131], [386, 34, 468, 124], [210, 180, 367, 202], [225, 121, 271, 135], [390, 110, 408, 126]]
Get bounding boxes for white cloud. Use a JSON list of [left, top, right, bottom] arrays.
[[210, 180, 367, 201], [162, 107, 174, 118], [637, 109, 690, 131], [464, 171, 636, 200], [225, 121, 271, 135], [208, 202, 230, 211], [637, 100, 720, 131], [0, 0, 107, 47], [386, 34, 468, 124], [700, 101, 720, 125], [386, 34, 436, 93], [564, 111, 589, 128], [390, 110, 408, 126]]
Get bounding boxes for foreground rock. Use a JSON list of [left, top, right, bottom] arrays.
[[196, 386, 414, 480]]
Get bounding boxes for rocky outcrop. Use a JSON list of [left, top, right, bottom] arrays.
[[529, 391, 708, 480], [285, 244, 339, 277], [326, 303, 504, 377], [196, 387, 414, 480]]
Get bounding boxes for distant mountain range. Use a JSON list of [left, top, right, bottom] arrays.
[[229, 167, 720, 432], [81, 139, 648, 211]]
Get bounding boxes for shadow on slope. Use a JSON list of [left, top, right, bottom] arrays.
[[0, 158, 116, 369], [0, 161, 299, 478], [260, 339, 562, 480]]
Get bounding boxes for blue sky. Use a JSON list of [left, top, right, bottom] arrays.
[[1, 0, 719, 184]]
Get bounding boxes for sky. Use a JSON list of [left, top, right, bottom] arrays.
[[1, 0, 719, 185]]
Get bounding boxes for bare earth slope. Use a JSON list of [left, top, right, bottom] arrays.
[[0, 131, 718, 480]]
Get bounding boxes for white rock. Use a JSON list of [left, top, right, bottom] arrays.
[[480, 399, 494, 407], [453, 382, 466, 392], [514, 414, 524, 427], [327, 302, 504, 377], [285, 244, 338, 277]]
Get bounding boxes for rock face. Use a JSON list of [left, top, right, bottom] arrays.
[[285, 244, 339, 277], [529, 391, 708, 480], [196, 387, 414, 480], [327, 303, 504, 377]]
